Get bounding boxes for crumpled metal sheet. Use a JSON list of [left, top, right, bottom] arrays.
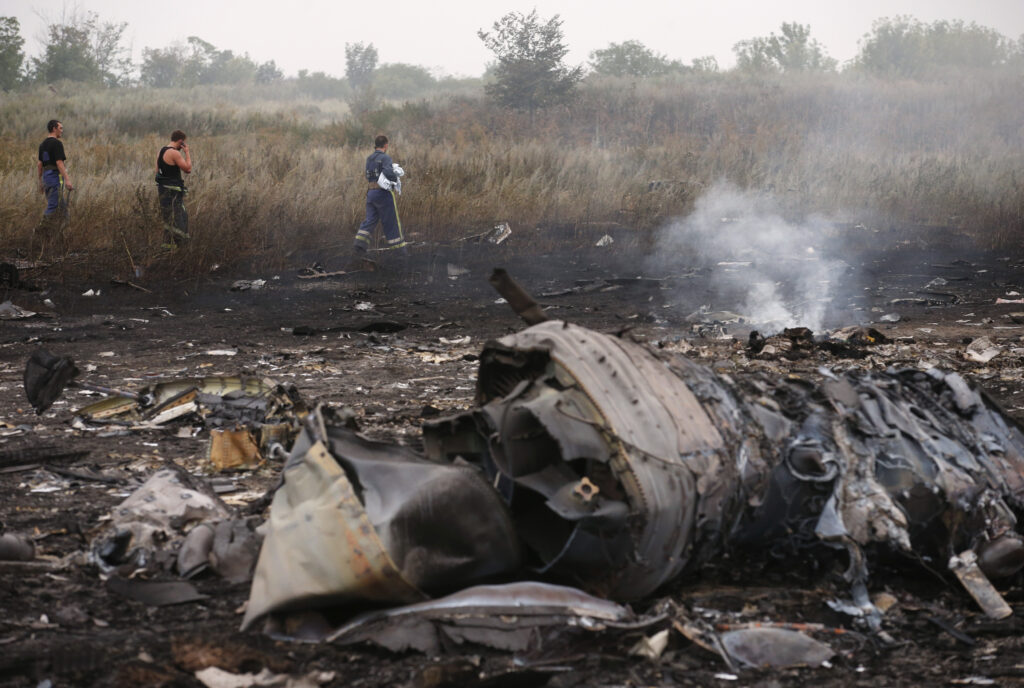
[[326, 582, 641, 653], [720, 627, 835, 669], [242, 410, 522, 630], [93, 465, 232, 572]]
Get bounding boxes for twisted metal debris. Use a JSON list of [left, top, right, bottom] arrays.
[[244, 313, 1024, 633]]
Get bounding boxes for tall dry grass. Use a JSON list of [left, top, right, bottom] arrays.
[[1, 69, 1022, 276]]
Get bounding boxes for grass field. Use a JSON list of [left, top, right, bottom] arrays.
[[2, 68, 1021, 275]]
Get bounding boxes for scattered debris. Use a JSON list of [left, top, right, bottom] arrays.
[[948, 550, 1013, 620], [720, 628, 835, 669], [244, 313, 1024, 637], [595, 234, 614, 247], [630, 629, 670, 660], [0, 301, 40, 320], [965, 337, 1003, 363], [447, 264, 470, 278], [106, 576, 208, 607], [208, 426, 264, 471], [231, 279, 267, 291], [24, 349, 144, 414], [489, 222, 512, 245], [92, 465, 233, 573], [194, 667, 335, 688], [878, 312, 901, 323]]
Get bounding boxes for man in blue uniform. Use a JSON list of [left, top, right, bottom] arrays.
[[351, 135, 406, 264], [155, 130, 192, 246]]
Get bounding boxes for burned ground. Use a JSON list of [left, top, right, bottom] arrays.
[[2, 233, 1024, 687]]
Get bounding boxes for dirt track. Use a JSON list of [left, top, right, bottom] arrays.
[[2, 237, 1024, 687]]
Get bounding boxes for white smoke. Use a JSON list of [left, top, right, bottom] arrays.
[[649, 183, 848, 333]]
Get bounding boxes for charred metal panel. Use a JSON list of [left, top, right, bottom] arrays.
[[244, 410, 522, 630]]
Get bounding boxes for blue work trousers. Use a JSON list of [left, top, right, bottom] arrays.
[[354, 188, 405, 251], [42, 169, 67, 217]]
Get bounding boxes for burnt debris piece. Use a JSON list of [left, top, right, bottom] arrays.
[[244, 316, 1024, 638]]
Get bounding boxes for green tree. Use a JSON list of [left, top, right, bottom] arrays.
[[734, 22, 837, 73], [589, 40, 679, 78], [143, 37, 260, 86], [140, 45, 186, 87], [0, 17, 25, 90], [296, 69, 350, 99], [855, 16, 1011, 77], [255, 60, 283, 84], [691, 56, 719, 73], [1010, 35, 1024, 69], [374, 63, 436, 99], [345, 42, 378, 112], [478, 10, 582, 111], [31, 11, 132, 86]]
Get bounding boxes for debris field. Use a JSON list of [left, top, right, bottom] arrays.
[[3, 236, 1024, 687]]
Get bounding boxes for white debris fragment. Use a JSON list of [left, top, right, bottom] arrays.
[[195, 667, 336, 688], [0, 301, 38, 319], [355, 301, 374, 311], [98, 351, 116, 357], [489, 222, 512, 244], [950, 677, 996, 685], [447, 264, 470, 278], [965, 337, 1003, 364], [204, 349, 238, 356], [440, 336, 471, 346], [82, 289, 100, 296], [630, 629, 669, 659], [596, 234, 614, 247], [231, 279, 266, 291]]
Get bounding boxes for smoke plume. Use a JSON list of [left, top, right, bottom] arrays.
[[648, 183, 851, 333]]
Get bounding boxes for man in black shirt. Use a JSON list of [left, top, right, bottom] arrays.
[[155, 130, 192, 246], [37, 119, 72, 220]]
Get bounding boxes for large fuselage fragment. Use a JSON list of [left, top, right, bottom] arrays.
[[245, 321, 1024, 629], [426, 321, 1024, 597]]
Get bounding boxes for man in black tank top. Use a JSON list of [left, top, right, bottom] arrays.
[[155, 130, 192, 246]]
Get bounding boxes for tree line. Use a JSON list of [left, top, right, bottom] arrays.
[[1, 10, 1022, 108]]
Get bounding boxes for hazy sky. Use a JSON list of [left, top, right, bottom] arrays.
[[6, 1, 1024, 78]]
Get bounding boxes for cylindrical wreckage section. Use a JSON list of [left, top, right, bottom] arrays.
[[246, 320, 1024, 631], [425, 320, 743, 599]]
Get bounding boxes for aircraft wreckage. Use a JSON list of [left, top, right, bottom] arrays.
[[23, 271, 1024, 655], [239, 271, 1024, 643]]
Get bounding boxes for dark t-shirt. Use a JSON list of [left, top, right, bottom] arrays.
[[38, 137, 66, 168]]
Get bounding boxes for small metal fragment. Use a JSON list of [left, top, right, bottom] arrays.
[[949, 550, 1013, 620]]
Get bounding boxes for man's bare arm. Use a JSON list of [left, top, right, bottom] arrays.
[[166, 146, 193, 174]]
